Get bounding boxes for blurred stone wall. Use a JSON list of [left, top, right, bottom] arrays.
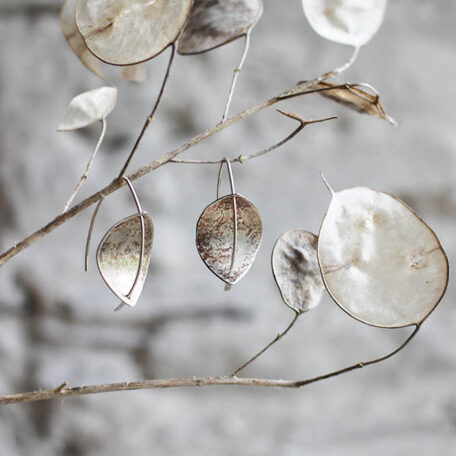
[[0, 1, 455, 454]]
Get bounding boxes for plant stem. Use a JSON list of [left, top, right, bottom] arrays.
[[221, 32, 251, 123], [231, 311, 300, 377], [118, 44, 176, 179], [170, 112, 337, 164], [0, 324, 419, 406], [0, 81, 345, 269], [62, 117, 107, 213]]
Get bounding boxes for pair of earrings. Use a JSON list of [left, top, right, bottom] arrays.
[[89, 160, 262, 310]]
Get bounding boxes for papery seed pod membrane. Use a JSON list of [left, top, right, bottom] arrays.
[[57, 86, 117, 131], [196, 195, 262, 285], [122, 63, 148, 82], [75, 0, 192, 65], [316, 82, 396, 125], [302, 0, 388, 47], [97, 213, 154, 307], [61, 0, 104, 77], [272, 230, 324, 314], [178, 0, 263, 55], [318, 186, 448, 328]]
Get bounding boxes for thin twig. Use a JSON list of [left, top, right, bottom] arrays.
[[319, 45, 361, 82], [221, 32, 251, 123], [0, 82, 350, 268], [62, 117, 107, 213], [170, 111, 337, 164], [231, 311, 300, 377], [118, 44, 177, 179], [0, 324, 419, 406]]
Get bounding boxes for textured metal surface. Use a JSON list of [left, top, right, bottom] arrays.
[[97, 213, 153, 306], [272, 230, 324, 314], [178, 0, 263, 55], [75, 0, 192, 65], [318, 187, 449, 328], [196, 194, 262, 285]]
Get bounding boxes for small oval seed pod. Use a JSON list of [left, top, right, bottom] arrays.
[[178, 0, 263, 55], [272, 230, 324, 314]]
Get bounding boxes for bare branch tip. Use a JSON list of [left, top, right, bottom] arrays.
[[320, 172, 335, 196]]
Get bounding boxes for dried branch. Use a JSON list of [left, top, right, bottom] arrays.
[[0, 324, 419, 406], [0, 81, 346, 269], [170, 111, 337, 164], [221, 32, 251, 123], [62, 117, 107, 213]]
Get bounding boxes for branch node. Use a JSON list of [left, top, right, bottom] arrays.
[[55, 381, 68, 393]]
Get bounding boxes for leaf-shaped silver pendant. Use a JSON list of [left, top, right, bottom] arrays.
[[97, 213, 153, 307], [196, 194, 262, 285], [178, 0, 263, 55], [272, 230, 324, 314]]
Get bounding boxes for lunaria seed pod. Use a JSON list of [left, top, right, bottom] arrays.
[[318, 181, 448, 328], [272, 230, 324, 314]]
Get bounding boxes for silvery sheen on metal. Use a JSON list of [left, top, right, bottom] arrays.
[[272, 230, 324, 314], [318, 180, 449, 328], [196, 158, 262, 286], [96, 177, 154, 309]]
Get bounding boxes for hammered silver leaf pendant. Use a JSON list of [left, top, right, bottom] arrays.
[[196, 159, 262, 286], [196, 194, 262, 285], [97, 213, 153, 307]]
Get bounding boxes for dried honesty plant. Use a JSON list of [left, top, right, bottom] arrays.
[[318, 182, 449, 328], [61, 0, 148, 81], [315, 82, 396, 125], [302, 0, 388, 47], [178, 0, 263, 54], [58, 86, 117, 211], [75, 0, 192, 66], [0, 0, 449, 407], [272, 230, 324, 315]]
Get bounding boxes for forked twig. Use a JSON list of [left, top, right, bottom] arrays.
[[62, 117, 107, 213], [170, 111, 337, 164], [0, 324, 419, 406]]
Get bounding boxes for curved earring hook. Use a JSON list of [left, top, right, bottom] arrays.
[[115, 177, 146, 311], [217, 157, 236, 200], [215, 158, 238, 279]]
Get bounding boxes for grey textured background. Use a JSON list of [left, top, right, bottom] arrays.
[[0, 1, 455, 454]]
